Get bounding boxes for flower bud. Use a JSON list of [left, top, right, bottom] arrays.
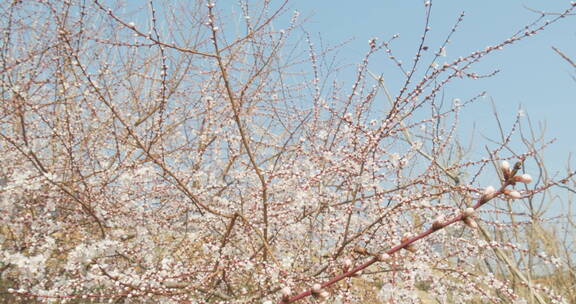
[[311, 284, 322, 294], [401, 233, 411, 243], [318, 290, 330, 300], [481, 186, 497, 201], [485, 186, 496, 195], [432, 216, 445, 230], [504, 189, 522, 199], [378, 252, 391, 262], [513, 174, 532, 184], [463, 208, 475, 217], [281, 287, 291, 300], [342, 258, 353, 272], [501, 161, 511, 179], [351, 270, 363, 277]]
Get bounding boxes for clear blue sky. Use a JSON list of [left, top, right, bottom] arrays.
[[289, 0, 576, 174]]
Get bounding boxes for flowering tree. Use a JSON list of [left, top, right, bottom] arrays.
[[1, 0, 575, 303]]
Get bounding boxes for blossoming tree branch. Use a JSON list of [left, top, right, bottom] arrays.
[[1, 1, 575, 303]]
